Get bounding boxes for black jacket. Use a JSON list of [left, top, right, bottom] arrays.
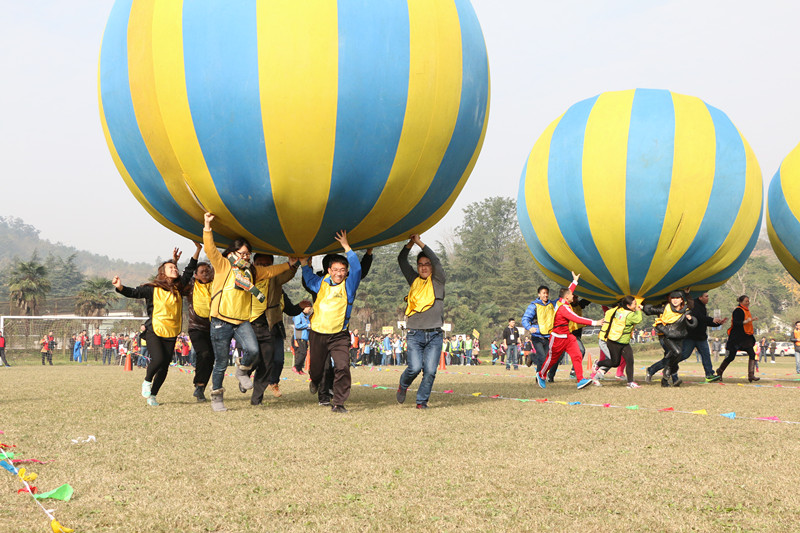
[[686, 299, 717, 341], [644, 303, 697, 340]]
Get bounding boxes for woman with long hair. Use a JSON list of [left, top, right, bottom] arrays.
[[112, 244, 200, 406], [715, 295, 760, 382]]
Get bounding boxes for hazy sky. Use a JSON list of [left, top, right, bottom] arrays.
[[1, 1, 798, 263]]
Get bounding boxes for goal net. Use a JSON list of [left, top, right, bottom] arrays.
[[0, 315, 148, 361]]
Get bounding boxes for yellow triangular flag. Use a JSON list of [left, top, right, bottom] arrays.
[[472, 392, 482, 397], [691, 409, 708, 415], [51, 519, 74, 533], [353, 382, 361, 386], [554, 401, 568, 405]]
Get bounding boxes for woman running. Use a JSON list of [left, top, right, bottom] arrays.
[[113, 244, 200, 406], [644, 291, 696, 387], [715, 295, 759, 382], [202, 212, 295, 411], [592, 296, 642, 388]]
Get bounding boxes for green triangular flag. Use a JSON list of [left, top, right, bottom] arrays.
[[33, 484, 73, 501], [625, 405, 639, 410]]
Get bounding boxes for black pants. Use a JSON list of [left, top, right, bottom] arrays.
[[41, 350, 52, 365], [719, 344, 756, 368], [102, 348, 113, 365], [0, 347, 8, 366], [144, 330, 177, 397], [294, 338, 308, 370], [532, 337, 557, 380], [598, 339, 634, 382], [309, 331, 351, 406], [251, 320, 282, 405], [657, 336, 683, 378], [189, 329, 213, 387]]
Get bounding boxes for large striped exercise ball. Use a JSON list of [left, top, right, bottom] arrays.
[[767, 143, 800, 283], [99, 0, 490, 255], [517, 89, 763, 304]]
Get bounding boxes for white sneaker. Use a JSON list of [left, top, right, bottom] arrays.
[[141, 380, 152, 398], [627, 382, 641, 389], [615, 375, 626, 381]]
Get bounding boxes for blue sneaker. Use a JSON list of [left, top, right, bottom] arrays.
[[146, 396, 159, 406], [141, 380, 152, 398], [536, 374, 547, 389], [577, 378, 592, 389]]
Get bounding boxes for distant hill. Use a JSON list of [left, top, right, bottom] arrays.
[[0, 216, 156, 297]]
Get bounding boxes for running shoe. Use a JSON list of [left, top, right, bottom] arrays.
[[536, 374, 547, 389], [644, 369, 653, 383], [396, 386, 407, 404], [146, 396, 159, 406], [576, 378, 592, 389], [705, 375, 721, 383], [627, 382, 641, 389], [141, 380, 152, 398]]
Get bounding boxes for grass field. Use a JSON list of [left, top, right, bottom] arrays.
[[2, 348, 800, 532]]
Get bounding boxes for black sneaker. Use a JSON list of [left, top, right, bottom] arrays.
[[331, 405, 348, 413], [238, 383, 247, 394], [309, 381, 319, 394], [193, 386, 207, 402], [416, 403, 428, 410], [705, 375, 721, 383], [396, 386, 407, 404], [318, 399, 331, 406]]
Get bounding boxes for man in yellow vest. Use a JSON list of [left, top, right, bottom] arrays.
[[522, 286, 557, 380], [396, 234, 445, 409], [302, 230, 362, 413]]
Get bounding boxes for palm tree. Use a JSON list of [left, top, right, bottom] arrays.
[[8, 254, 51, 315], [74, 277, 117, 317]]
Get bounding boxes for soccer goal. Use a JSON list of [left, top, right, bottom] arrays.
[[0, 315, 147, 359]]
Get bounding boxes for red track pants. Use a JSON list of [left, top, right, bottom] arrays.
[[538, 334, 584, 381]]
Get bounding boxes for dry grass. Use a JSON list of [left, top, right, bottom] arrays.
[[2, 349, 800, 532]]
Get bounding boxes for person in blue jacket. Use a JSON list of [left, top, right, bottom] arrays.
[[292, 312, 310, 375], [301, 230, 362, 413], [521, 286, 558, 382]]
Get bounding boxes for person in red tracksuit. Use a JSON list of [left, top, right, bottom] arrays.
[[536, 272, 603, 390]]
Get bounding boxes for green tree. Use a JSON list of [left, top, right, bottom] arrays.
[[46, 253, 86, 297], [75, 277, 118, 317], [8, 252, 51, 315]]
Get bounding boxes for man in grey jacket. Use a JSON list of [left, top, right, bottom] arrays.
[[396, 234, 445, 409]]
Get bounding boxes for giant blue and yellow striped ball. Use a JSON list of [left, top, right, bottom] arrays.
[[517, 89, 762, 304], [99, 0, 490, 254], [767, 143, 800, 283]]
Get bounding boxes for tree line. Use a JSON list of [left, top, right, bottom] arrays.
[[1, 201, 798, 342]]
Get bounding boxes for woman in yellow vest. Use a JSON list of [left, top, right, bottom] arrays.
[[396, 234, 445, 409], [643, 291, 697, 387], [203, 213, 295, 412], [113, 244, 200, 406], [715, 295, 759, 382], [592, 296, 642, 387], [184, 260, 214, 402]]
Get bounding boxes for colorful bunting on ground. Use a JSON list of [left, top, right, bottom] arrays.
[[0, 432, 73, 532], [658, 407, 674, 412], [691, 409, 708, 415], [34, 484, 74, 502], [626, 405, 639, 410], [721, 412, 736, 419]]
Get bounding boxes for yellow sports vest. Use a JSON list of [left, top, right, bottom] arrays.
[[311, 277, 348, 334], [249, 278, 271, 322], [152, 287, 181, 338], [212, 268, 253, 322], [535, 303, 555, 335], [599, 307, 617, 341], [654, 304, 683, 328], [606, 308, 633, 342], [192, 282, 212, 319], [569, 303, 584, 333], [405, 276, 435, 316]]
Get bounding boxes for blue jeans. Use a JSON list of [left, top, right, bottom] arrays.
[[506, 344, 519, 369], [682, 338, 714, 377], [210, 317, 259, 391], [649, 338, 697, 377], [400, 329, 443, 404]]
